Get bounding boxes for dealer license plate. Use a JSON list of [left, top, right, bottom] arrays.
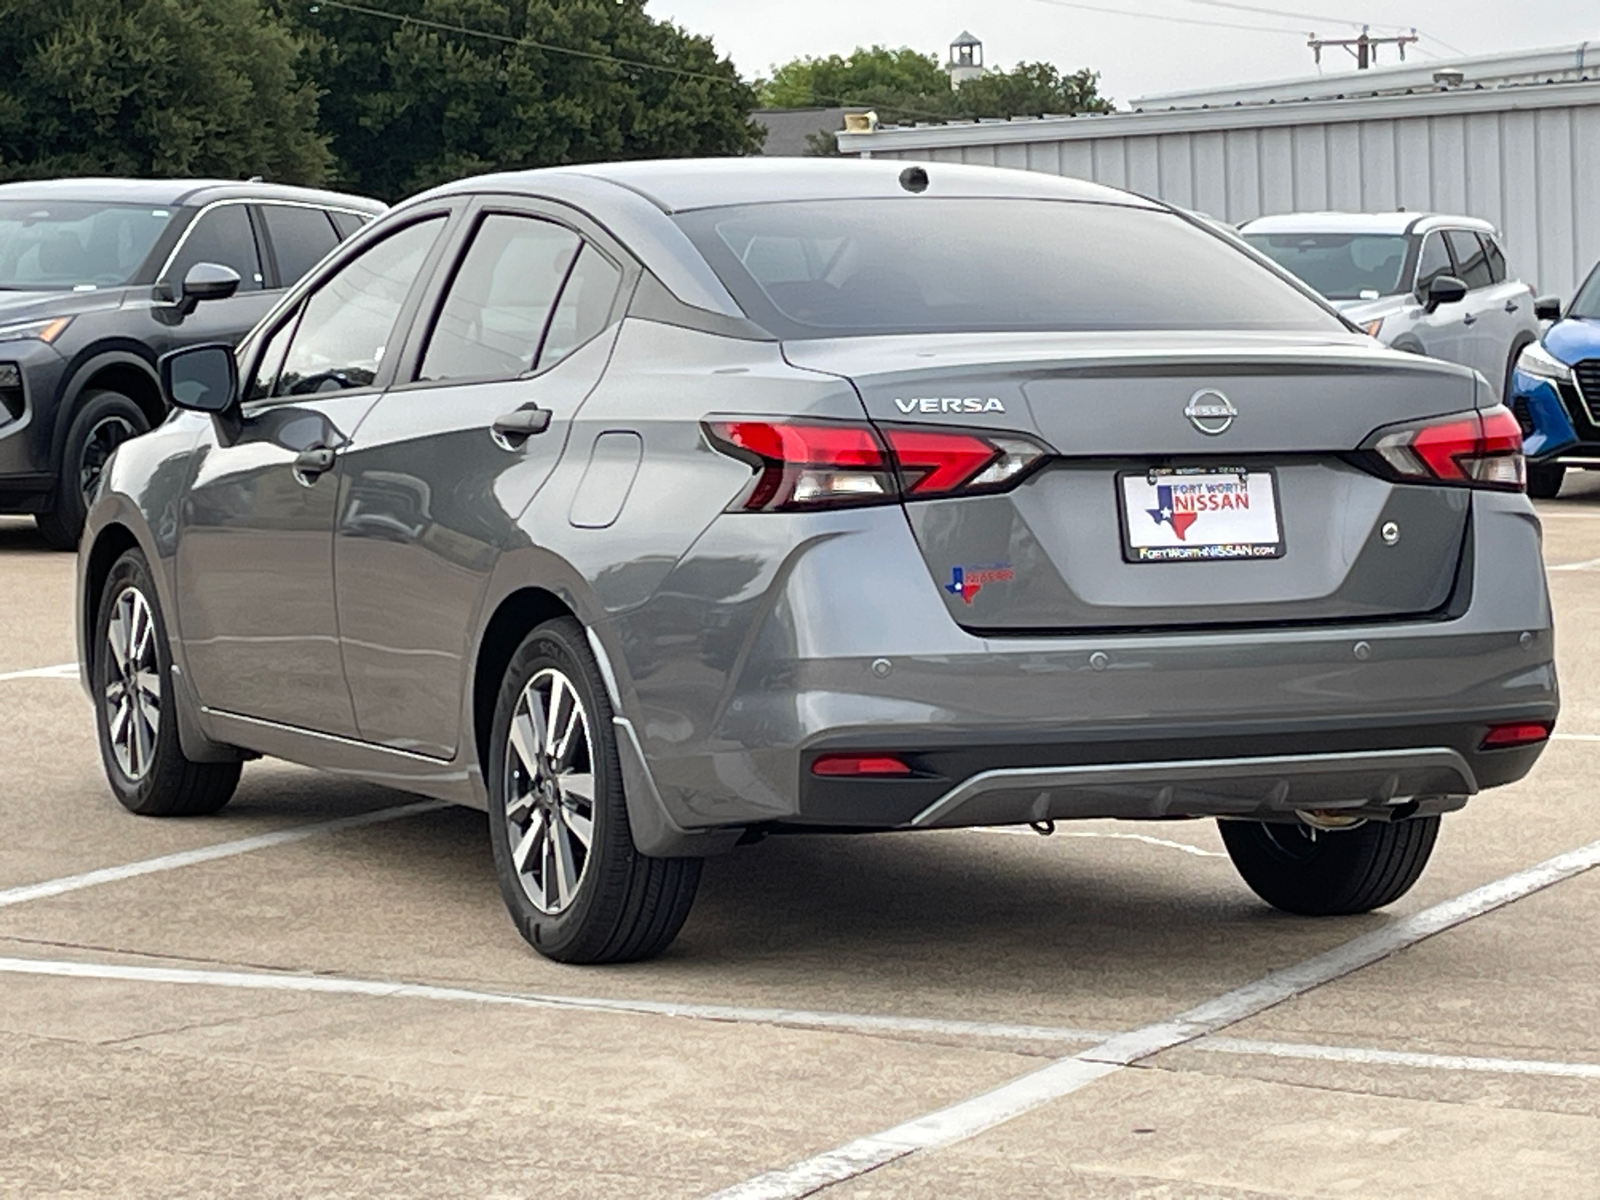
[[1118, 467, 1285, 563]]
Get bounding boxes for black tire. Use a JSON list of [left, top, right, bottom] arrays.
[[37, 390, 150, 550], [1527, 462, 1566, 500], [487, 617, 701, 964], [93, 549, 240, 816], [1220, 815, 1439, 916]]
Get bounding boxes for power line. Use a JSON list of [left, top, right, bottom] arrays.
[[307, 0, 742, 87], [1026, 0, 1307, 36], [1182, 0, 1413, 33]]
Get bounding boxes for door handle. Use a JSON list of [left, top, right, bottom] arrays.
[[491, 404, 552, 450], [292, 445, 337, 485], [1461, 312, 1477, 326], [1505, 299, 1520, 313]]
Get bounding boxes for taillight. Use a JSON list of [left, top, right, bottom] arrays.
[[704, 420, 1047, 512], [811, 753, 913, 777], [1364, 406, 1525, 492]]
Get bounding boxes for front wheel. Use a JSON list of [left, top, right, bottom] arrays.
[[1220, 815, 1439, 916], [37, 391, 150, 550], [487, 617, 701, 964], [94, 549, 240, 815], [1526, 462, 1566, 500]]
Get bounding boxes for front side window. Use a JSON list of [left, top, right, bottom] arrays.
[[274, 217, 444, 396], [419, 214, 580, 382], [260, 204, 340, 287], [1445, 230, 1493, 290], [0, 200, 175, 290], [166, 204, 263, 291], [1243, 231, 1411, 301], [1570, 263, 1600, 320], [1414, 232, 1453, 295], [678, 199, 1343, 337]]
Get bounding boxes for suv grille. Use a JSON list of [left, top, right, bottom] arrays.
[[1576, 360, 1600, 423]]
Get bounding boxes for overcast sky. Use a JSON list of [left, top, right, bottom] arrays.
[[648, 0, 1598, 104]]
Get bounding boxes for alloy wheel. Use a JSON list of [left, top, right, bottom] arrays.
[[104, 585, 161, 780], [79, 414, 138, 503], [502, 667, 596, 915]]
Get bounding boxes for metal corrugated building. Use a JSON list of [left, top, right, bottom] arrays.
[[838, 45, 1600, 301]]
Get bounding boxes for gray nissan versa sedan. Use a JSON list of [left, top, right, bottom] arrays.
[[77, 159, 1557, 964]]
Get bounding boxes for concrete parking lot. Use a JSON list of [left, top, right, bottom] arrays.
[[1, 488, 1598, 1199]]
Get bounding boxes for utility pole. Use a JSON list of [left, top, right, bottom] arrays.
[[1308, 26, 1419, 69]]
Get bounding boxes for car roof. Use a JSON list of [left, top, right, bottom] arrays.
[[428, 157, 1159, 214], [0, 177, 384, 213], [1240, 211, 1497, 238]]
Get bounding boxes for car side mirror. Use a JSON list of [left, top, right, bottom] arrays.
[[174, 262, 240, 317], [160, 343, 239, 415], [1533, 295, 1562, 322], [1421, 274, 1468, 314]]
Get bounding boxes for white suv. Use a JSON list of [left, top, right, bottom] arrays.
[[1241, 212, 1540, 402]]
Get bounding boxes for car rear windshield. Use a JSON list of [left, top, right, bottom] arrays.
[[0, 200, 175, 290], [1242, 231, 1411, 301], [675, 199, 1343, 338], [1570, 263, 1600, 320]]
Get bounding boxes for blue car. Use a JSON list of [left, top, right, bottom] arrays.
[[1510, 261, 1600, 496]]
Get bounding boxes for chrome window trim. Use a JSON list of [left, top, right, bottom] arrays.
[[156, 197, 374, 286]]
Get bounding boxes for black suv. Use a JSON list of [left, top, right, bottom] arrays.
[[0, 178, 384, 547]]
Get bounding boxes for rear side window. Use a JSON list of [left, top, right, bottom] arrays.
[[1414, 232, 1453, 294], [329, 210, 370, 240], [419, 214, 580, 382], [166, 204, 262, 290], [260, 204, 340, 287], [539, 244, 623, 369], [1482, 236, 1508, 283], [274, 217, 444, 396], [675, 199, 1343, 337], [1445, 230, 1493, 289]]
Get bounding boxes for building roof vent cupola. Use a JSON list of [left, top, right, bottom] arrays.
[[946, 31, 986, 87]]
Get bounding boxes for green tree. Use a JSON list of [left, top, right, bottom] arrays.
[[959, 62, 1113, 118], [758, 45, 1112, 135], [281, 0, 763, 201], [0, 0, 330, 184], [758, 46, 952, 113]]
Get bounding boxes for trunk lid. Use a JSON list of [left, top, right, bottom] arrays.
[[784, 331, 1481, 632]]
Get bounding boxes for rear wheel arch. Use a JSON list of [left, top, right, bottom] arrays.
[[472, 587, 577, 780]]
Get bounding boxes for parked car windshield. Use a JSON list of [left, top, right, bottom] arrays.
[[676, 199, 1344, 338], [1242, 232, 1411, 301], [1570, 263, 1600, 320], [0, 200, 175, 290]]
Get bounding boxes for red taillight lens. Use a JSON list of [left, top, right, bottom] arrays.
[[704, 420, 1047, 511], [1482, 721, 1552, 748], [811, 753, 913, 777], [1368, 406, 1525, 491]]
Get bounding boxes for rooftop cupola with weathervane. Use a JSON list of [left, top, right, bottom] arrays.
[[945, 31, 986, 88]]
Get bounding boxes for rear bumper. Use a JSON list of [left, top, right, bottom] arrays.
[[615, 491, 1555, 835]]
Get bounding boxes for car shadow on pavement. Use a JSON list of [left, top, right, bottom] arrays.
[[0, 516, 49, 552]]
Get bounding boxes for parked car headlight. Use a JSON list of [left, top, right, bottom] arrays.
[[1517, 341, 1572, 384], [1360, 318, 1384, 338], [0, 316, 72, 344]]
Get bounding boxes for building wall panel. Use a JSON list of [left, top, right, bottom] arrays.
[[855, 88, 1600, 299]]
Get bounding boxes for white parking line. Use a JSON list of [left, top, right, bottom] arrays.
[[709, 835, 1600, 1200], [0, 800, 447, 910], [1198, 1037, 1600, 1081], [1, 955, 1595, 1088], [0, 662, 79, 682], [1547, 556, 1600, 572]]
